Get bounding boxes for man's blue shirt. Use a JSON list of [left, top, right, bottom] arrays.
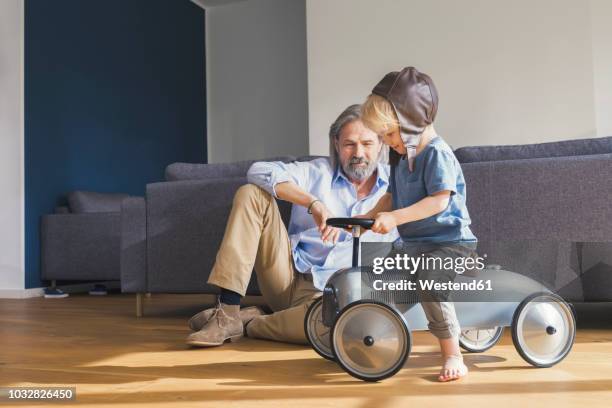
[[247, 158, 399, 290]]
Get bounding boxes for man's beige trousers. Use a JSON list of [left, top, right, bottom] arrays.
[[207, 184, 321, 344]]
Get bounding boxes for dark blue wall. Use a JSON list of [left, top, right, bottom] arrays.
[[25, 0, 206, 288]]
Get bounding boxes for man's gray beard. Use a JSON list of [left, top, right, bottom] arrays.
[[341, 157, 378, 182]]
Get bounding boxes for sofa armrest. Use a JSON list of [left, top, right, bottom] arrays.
[[41, 212, 121, 281], [145, 178, 268, 294], [120, 196, 147, 293], [145, 178, 248, 293]]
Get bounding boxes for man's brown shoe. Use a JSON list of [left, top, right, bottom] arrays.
[[188, 305, 264, 332], [186, 303, 243, 347]]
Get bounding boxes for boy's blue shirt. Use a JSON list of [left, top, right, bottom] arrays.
[[389, 135, 477, 243]]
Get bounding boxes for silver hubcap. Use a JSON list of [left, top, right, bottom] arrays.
[[333, 303, 408, 378], [460, 327, 502, 350], [307, 299, 332, 358], [516, 295, 574, 365]]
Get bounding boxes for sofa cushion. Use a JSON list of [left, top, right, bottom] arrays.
[[68, 191, 129, 213], [454, 136, 612, 163], [165, 156, 297, 181]]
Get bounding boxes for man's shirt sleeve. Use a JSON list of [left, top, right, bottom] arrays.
[[247, 160, 313, 198]]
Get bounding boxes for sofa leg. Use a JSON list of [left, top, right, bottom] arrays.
[[136, 293, 143, 317]]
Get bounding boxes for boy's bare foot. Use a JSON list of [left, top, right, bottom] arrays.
[[438, 355, 468, 382]]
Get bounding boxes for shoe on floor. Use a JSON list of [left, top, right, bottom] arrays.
[[186, 303, 244, 347], [44, 288, 69, 299], [188, 305, 264, 332]]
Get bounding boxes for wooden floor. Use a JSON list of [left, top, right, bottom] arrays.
[[1, 294, 611, 408]]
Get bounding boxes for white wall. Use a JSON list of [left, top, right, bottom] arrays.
[[307, 0, 605, 154], [0, 0, 24, 292], [590, 0, 612, 137], [206, 0, 309, 163]]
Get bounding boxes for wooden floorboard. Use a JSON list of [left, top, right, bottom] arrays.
[[1, 294, 611, 407]]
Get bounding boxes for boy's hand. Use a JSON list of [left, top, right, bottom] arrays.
[[371, 212, 397, 234]]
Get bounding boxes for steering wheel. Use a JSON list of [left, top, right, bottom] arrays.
[[326, 217, 375, 230]]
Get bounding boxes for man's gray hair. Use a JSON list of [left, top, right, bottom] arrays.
[[328, 104, 388, 169]]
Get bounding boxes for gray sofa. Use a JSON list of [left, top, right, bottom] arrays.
[[121, 156, 321, 315], [120, 137, 612, 316], [41, 191, 130, 283], [455, 136, 612, 302]]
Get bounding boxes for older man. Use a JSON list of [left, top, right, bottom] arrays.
[[186, 104, 397, 346]]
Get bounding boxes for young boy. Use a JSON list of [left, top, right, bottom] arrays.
[[360, 67, 478, 382]]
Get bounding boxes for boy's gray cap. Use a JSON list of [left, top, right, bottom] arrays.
[[372, 66, 439, 170]]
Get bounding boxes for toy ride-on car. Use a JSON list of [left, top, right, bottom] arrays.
[[304, 217, 576, 381]]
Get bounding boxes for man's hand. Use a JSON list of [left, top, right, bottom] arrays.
[[274, 181, 341, 243], [310, 201, 341, 244], [371, 212, 397, 234]]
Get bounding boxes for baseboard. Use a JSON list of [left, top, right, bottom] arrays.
[[0, 280, 120, 299]]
